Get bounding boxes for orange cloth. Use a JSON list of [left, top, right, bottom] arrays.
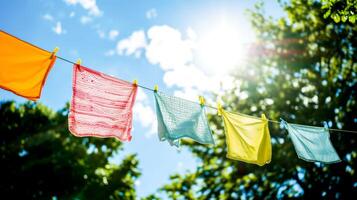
[[0, 30, 56, 100]]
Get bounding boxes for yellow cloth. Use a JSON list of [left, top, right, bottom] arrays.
[[219, 108, 272, 166], [0, 30, 56, 100]]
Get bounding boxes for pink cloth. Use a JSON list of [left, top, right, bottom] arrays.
[[68, 65, 137, 141]]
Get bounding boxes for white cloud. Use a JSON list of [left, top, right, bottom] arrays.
[[69, 12, 76, 18], [134, 103, 156, 131], [146, 8, 158, 19], [43, 14, 53, 21], [116, 30, 146, 58], [186, 27, 197, 41], [144, 25, 215, 97], [173, 88, 201, 102], [135, 180, 141, 187], [145, 25, 195, 70], [104, 49, 116, 56], [64, 0, 102, 16], [163, 64, 212, 91], [97, 29, 105, 38], [144, 25, 238, 99], [52, 22, 66, 35], [118, 25, 240, 106], [43, 15, 67, 36], [136, 88, 149, 102], [96, 29, 119, 40], [133, 89, 157, 138], [108, 29, 119, 40], [80, 16, 92, 24]]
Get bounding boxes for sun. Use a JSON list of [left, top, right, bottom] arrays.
[[194, 19, 252, 75]]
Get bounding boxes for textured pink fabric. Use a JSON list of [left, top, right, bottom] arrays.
[[68, 65, 137, 141]]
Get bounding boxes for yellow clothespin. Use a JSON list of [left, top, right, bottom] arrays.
[[199, 96, 205, 106], [261, 113, 267, 120], [154, 85, 159, 92], [133, 79, 138, 86], [217, 102, 222, 116], [50, 47, 59, 59], [76, 58, 82, 66]]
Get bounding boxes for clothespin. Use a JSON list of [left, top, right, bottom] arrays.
[[133, 79, 138, 86], [217, 102, 222, 116], [199, 96, 205, 106], [154, 85, 158, 92], [261, 113, 267, 120], [76, 58, 82, 66], [50, 47, 59, 59], [323, 121, 329, 130]]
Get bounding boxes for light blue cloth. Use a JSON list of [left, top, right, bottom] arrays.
[[154, 92, 214, 147], [281, 119, 341, 163]]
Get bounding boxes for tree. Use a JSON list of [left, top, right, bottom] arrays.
[[0, 101, 141, 199], [321, 0, 357, 23], [157, 0, 357, 199]]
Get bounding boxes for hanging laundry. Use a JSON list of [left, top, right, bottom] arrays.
[[0, 30, 57, 100], [154, 92, 214, 147], [68, 65, 137, 141], [280, 119, 341, 163], [218, 108, 272, 166]]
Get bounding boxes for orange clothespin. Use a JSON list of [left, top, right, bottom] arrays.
[[76, 59, 82, 66], [154, 85, 159, 92], [133, 79, 138, 86], [50, 47, 59, 59]]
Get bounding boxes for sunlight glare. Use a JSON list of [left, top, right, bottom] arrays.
[[195, 20, 250, 75]]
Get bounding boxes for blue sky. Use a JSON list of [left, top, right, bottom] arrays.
[[0, 0, 283, 197]]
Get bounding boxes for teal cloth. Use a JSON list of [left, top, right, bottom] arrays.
[[281, 119, 340, 163], [154, 92, 214, 147]]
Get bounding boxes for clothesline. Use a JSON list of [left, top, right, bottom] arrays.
[[55, 55, 357, 134], [60, 54, 284, 124], [3, 29, 356, 134]]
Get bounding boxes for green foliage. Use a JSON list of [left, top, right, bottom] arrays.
[[321, 0, 357, 23], [0, 101, 141, 199], [157, 0, 357, 199]]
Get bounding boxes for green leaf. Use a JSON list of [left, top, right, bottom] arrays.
[[323, 9, 331, 18], [341, 15, 348, 22], [331, 12, 341, 23]]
